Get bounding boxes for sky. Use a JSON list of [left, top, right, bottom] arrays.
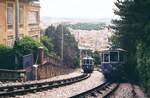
[[40, 0, 117, 19]]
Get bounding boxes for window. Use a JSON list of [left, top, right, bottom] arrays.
[[86, 59, 90, 64], [101, 53, 104, 62], [120, 52, 124, 62], [28, 11, 39, 25], [110, 52, 118, 62], [104, 53, 109, 62], [89, 60, 93, 64], [7, 36, 14, 46], [32, 35, 39, 39], [83, 59, 86, 65], [7, 3, 14, 30], [19, 5, 24, 28]]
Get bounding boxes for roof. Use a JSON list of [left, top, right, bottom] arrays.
[[83, 56, 93, 60], [101, 48, 127, 52]]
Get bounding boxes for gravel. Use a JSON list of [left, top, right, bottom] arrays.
[[14, 71, 105, 98], [110, 83, 147, 98], [0, 70, 82, 87], [133, 85, 147, 98]]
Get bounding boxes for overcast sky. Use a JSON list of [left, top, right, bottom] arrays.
[[40, 0, 116, 19]]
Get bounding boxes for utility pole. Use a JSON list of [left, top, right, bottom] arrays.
[[61, 24, 64, 64], [79, 49, 82, 67], [78, 33, 82, 67], [15, 0, 19, 40]]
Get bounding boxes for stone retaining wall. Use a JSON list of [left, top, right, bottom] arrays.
[[37, 58, 73, 80]]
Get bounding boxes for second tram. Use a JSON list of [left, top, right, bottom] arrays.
[[82, 56, 94, 73]]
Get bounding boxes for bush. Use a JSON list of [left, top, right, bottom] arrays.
[[93, 51, 101, 66], [136, 42, 150, 93], [41, 36, 53, 53], [0, 45, 15, 69], [14, 37, 49, 68]]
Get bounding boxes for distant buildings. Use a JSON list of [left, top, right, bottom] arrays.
[[70, 27, 113, 51], [0, 0, 40, 46]]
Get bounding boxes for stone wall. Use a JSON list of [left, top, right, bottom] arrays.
[[37, 57, 73, 80]]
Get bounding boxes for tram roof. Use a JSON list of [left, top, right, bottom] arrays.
[[101, 48, 127, 52], [83, 56, 93, 60]]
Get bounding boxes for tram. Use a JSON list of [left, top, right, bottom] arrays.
[[82, 56, 94, 73], [100, 48, 127, 79]]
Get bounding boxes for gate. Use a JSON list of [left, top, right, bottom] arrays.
[[22, 54, 34, 81]]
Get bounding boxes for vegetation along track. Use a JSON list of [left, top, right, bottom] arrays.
[[70, 82, 119, 98], [0, 73, 90, 97]]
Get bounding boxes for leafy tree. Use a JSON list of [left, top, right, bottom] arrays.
[[112, 0, 139, 81], [112, 0, 150, 95], [93, 51, 101, 66], [45, 25, 79, 67], [41, 36, 53, 53]]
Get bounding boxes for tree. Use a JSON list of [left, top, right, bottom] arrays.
[[112, 0, 139, 81], [41, 36, 53, 54], [93, 51, 101, 66], [45, 24, 79, 67], [112, 0, 150, 95]]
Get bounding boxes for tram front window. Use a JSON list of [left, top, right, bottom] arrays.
[[120, 52, 124, 62], [110, 52, 118, 62], [104, 53, 109, 62], [83, 60, 86, 65], [86, 59, 89, 64], [89, 60, 92, 64]]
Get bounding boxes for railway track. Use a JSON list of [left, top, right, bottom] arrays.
[[0, 73, 90, 97], [70, 82, 119, 98]]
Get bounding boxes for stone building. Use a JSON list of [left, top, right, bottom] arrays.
[[0, 0, 40, 46]]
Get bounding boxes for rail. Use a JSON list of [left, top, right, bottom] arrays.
[[70, 82, 119, 98], [0, 73, 90, 97]]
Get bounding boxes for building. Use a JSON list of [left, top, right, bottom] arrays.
[[70, 27, 113, 52], [0, 0, 40, 46]]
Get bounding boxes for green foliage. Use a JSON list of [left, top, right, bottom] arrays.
[[0, 45, 15, 69], [65, 23, 106, 30], [45, 25, 79, 67], [93, 51, 101, 66], [112, 0, 150, 95], [41, 36, 53, 53], [14, 37, 49, 68], [112, 0, 140, 81], [136, 42, 150, 93]]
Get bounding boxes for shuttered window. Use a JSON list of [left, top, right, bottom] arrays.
[[7, 3, 14, 30]]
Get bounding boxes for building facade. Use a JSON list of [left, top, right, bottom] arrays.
[[70, 27, 112, 52], [0, 0, 40, 46]]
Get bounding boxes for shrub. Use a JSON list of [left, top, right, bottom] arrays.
[[41, 36, 53, 54], [0, 45, 15, 69], [13, 37, 49, 68], [136, 42, 150, 93]]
